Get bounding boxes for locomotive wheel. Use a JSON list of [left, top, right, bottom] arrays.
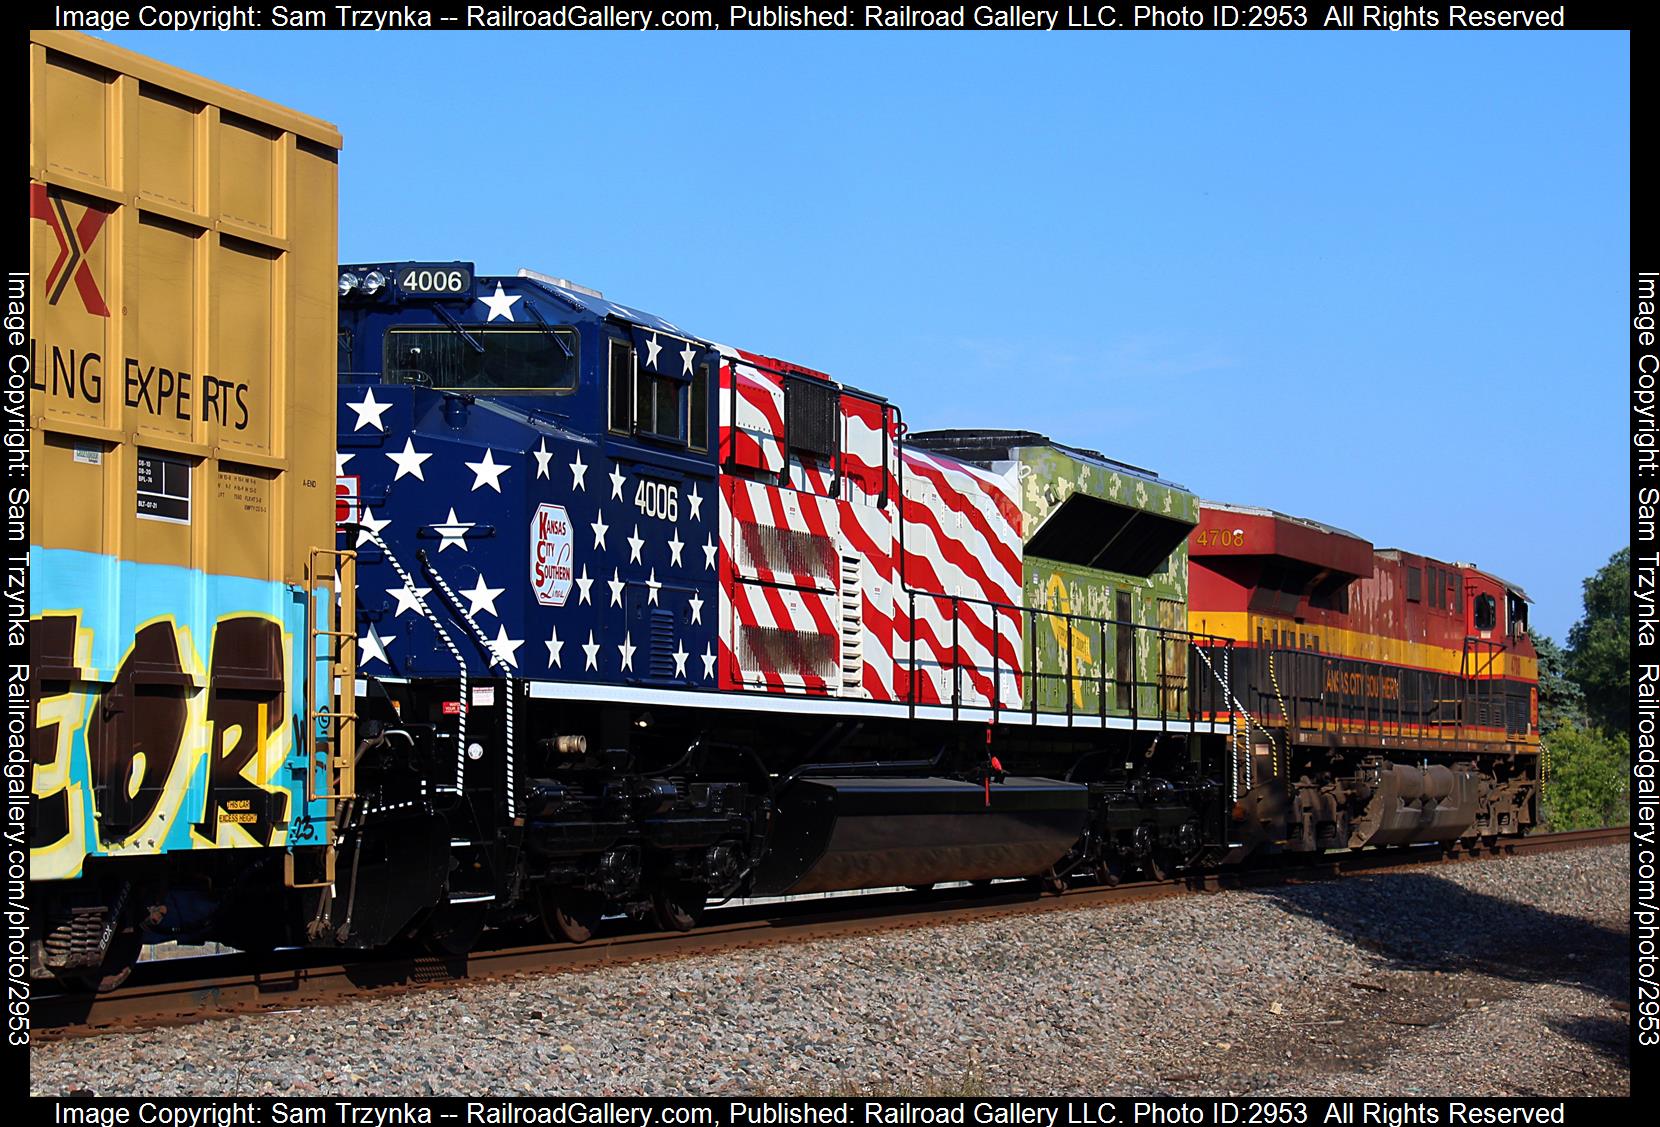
[[652, 881, 707, 933], [1037, 867, 1068, 895], [540, 887, 604, 945]]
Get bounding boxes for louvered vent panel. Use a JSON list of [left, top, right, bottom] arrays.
[[737, 624, 839, 683], [737, 520, 835, 578]]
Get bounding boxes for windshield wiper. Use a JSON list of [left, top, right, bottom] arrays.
[[522, 299, 574, 358]]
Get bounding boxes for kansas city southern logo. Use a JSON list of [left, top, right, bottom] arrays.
[[30, 183, 111, 317]]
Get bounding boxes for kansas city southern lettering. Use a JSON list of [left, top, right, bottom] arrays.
[[29, 338, 252, 429], [1323, 665, 1402, 700]]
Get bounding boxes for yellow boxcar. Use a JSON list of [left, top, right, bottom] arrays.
[[28, 30, 342, 890]]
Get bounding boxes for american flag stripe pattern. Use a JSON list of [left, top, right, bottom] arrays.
[[719, 346, 788, 474], [715, 339, 1023, 710], [899, 449, 1025, 709]]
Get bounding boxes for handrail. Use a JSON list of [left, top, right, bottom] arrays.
[[890, 586, 1233, 730]]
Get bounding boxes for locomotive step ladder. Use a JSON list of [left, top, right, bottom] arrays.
[[442, 840, 500, 905], [439, 793, 502, 904], [287, 547, 359, 889]]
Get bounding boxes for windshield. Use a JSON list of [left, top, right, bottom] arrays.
[[385, 326, 579, 394]]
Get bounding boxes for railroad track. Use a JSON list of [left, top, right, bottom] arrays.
[[32, 825, 1628, 1042]]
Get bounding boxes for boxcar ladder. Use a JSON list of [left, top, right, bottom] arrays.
[[288, 547, 359, 888]]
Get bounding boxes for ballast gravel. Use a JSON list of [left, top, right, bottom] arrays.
[[29, 845, 1629, 1097]]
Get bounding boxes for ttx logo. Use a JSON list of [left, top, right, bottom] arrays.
[[30, 183, 111, 317]]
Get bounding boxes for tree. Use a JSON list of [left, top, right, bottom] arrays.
[[1532, 633, 1586, 735], [1566, 546, 1630, 734], [1538, 547, 1630, 830], [1541, 724, 1629, 830]]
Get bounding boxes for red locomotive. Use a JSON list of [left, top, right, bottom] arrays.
[[1187, 502, 1540, 853]]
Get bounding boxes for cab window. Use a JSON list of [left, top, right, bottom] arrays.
[[386, 327, 578, 394], [1473, 593, 1497, 632], [608, 340, 633, 434], [608, 336, 711, 448]]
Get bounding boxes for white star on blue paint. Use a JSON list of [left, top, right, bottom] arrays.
[[387, 583, 432, 618], [486, 624, 523, 668], [386, 437, 432, 481], [347, 387, 392, 432], [480, 283, 521, 322], [465, 448, 510, 492], [432, 508, 474, 552], [356, 506, 391, 548]]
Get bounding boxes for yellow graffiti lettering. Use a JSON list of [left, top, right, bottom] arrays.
[[30, 610, 298, 877], [29, 613, 93, 881], [1043, 573, 1094, 709]]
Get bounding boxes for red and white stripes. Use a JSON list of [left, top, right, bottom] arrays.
[[898, 449, 1024, 709], [714, 341, 1023, 712], [718, 346, 787, 475]]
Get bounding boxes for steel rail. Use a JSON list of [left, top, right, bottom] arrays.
[[32, 826, 1628, 1042]]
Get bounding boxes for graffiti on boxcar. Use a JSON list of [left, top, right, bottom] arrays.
[[30, 609, 299, 880]]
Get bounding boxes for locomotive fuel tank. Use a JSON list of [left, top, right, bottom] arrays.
[[749, 776, 1089, 896]]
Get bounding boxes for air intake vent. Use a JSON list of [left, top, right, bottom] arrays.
[[738, 624, 839, 685], [839, 556, 865, 697], [648, 609, 676, 679], [785, 375, 839, 460], [737, 521, 836, 579]]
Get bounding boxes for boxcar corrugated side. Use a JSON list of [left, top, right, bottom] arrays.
[[28, 31, 342, 889]]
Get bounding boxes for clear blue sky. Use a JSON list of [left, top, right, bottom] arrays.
[[98, 30, 1629, 641]]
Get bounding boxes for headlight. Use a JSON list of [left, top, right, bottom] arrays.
[[338, 272, 360, 296], [361, 270, 388, 295]]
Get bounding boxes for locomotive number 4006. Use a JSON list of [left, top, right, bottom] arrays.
[[398, 264, 473, 296], [636, 480, 679, 522]]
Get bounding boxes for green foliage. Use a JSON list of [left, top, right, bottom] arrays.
[[1541, 724, 1629, 831], [1538, 546, 1630, 829], [1566, 546, 1630, 733], [1532, 633, 1586, 735]]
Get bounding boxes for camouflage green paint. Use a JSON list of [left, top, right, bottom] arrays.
[[1008, 445, 1197, 718], [1013, 445, 1200, 536]]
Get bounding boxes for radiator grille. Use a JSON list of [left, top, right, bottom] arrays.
[[737, 520, 835, 579], [738, 623, 839, 683], [785, 375, 839, 459]]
